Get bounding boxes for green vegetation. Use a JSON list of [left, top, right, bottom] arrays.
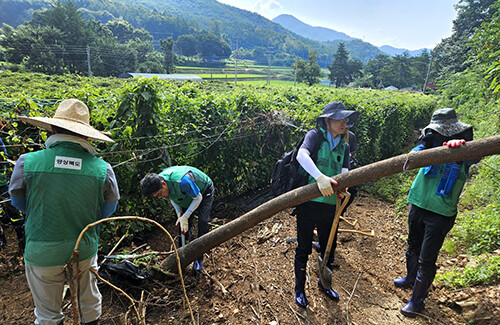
[[0, 72, 437, 243], [435, 255, 500, 289]]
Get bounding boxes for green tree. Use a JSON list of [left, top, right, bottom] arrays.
[[137, 51, 165, 73], [160, 37, 177, 73], [210, 20, 222, 37], [106, 19, 153, 44], [0, 0, 139, 76], [409, 50, 432, 89], [380, 53, 413, 89], [364, 54, 391, 88], [176, 34, 197, 57], [472, 1, 500, 97], [433, 0, 498, 78], [0, 23, 66, 74], [195, 32, 231, 58], [328, 42, 350, 87], [293, 51, 321, 86], [328, 43, 363, 87]]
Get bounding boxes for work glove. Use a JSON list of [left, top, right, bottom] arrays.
[[336, 187, 347, 199], [443, 139, 465, 148], [316, 174, 337, 197], [175, 215, 189, 234]]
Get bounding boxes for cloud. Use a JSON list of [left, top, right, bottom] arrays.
[[253, 0, 283, 12]]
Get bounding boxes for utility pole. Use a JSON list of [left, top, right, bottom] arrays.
[[267, 47, 273, 85], [294, 62, 297, 87], [422, 56, 433, 93], [86, 45, 92, 77], [234, 38, 238, 85]]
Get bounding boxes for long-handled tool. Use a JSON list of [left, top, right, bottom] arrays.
[[318, 191, 351, 290], [338, 228, 375, 237]]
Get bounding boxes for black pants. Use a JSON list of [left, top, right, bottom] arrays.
[[407, 204, 456, 279], [1, 184, 24, 250], [295, 201, 337, 266], [180, 183, 215, 245]]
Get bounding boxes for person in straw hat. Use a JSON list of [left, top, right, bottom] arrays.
[[394, 108, 480, 317], [8, 98, 120, 325]]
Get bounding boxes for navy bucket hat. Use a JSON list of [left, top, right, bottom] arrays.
[[317, 101, 359, 128]]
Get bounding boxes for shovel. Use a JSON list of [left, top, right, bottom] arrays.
[[318, 191, 351, 289]]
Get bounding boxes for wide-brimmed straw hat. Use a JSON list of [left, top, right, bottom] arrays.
[[317, 101, 359, 128], [422, 108, 472, 137], [19, 99, 113, 143]]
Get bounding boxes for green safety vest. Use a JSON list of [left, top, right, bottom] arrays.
[[159, 166, 212, 209], [23, 141, 107, 266], [308, 128, 346, 205], [408, 163, 468, 217]]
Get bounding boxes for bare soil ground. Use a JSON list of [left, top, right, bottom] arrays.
[[1, 193, 498, 324]]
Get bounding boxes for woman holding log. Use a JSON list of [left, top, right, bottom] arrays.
[[395, 108, 480, 317], [293, 101, 359, 308]]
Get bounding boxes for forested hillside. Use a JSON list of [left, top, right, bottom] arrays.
[[0, 0, 384, 63]]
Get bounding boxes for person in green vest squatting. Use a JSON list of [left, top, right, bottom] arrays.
[[394, 108, 480, 317], [293, 101, 359, 308], [140, 166, 214, 271], [9, 99, 120, 325]]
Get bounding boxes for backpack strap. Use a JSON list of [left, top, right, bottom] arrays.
[[308, 128, 324, 163]]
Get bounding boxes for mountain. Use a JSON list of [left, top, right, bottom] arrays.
[[272, 14, 355, 42], [272, 13, 429, 57], [378, 45, 429, 57]]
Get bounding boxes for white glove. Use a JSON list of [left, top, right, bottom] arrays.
[[175, 215, 189, 234], [316, 174, 336, 197]]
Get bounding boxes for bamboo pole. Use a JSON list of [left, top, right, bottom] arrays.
[[161, 135, 500, 272]]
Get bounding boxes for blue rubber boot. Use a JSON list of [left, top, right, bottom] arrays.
[[394, 251, 418, 288], [400, 270, 433, 317], [312, 241, 320, 252], [193, 256, 203, 271], [318, 279, 339, 300], [294, 259, 308, 308]]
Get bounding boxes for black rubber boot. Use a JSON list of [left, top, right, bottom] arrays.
[[294, 258, 308, 308], [394, 251, 418, 288], [318, 278, 339, 300], [400, 270, 433, 317], [193, 256, 203, 271], [311, 241, 320, 252]]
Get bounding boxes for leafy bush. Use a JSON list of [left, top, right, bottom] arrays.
[[0, 71, 439, 246], [436, 255, 500, 289]]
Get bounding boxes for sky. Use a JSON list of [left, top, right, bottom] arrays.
[[216, 0, 460, 50]]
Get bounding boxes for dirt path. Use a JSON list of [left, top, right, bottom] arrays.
[[1, 194, 498, 324]]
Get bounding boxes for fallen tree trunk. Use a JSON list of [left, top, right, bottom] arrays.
[[161, 135, 500, 272]]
